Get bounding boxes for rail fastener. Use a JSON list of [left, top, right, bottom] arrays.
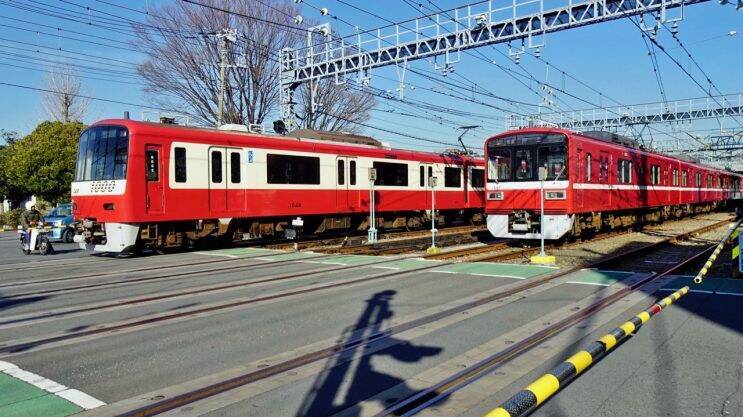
[[483, 286, 690, 417]]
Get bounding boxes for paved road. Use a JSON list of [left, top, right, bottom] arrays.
[[0, 226, 740, 417], [0, 231, 86, 264]]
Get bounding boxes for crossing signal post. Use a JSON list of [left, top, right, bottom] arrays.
[[367, 168, 378, 244], [531, 167, 556, 265], [426, 176, 440, 255]]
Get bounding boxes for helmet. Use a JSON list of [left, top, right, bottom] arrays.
[[25, 201, 34, 210]]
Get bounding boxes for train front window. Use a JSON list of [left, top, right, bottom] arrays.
[[537, 145, 567, 181], [75, 126, 129, 181], [487, 133, 567, 182], [487, 149, 511, 182]]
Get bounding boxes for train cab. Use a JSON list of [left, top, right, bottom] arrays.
[[485, 129, 574, 239]]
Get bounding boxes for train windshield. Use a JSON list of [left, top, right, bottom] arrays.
[[487, 133, 567, 182], [75, 126, 129, 181]]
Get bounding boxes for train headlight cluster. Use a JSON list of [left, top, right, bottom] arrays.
[[488, 192, 504, 200], [545, 191, 566, 200]]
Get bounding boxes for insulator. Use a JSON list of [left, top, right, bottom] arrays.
[[294, 0, 302, 3], [320, 7, 329, 16], [294, 15, 303, 25], [534, 47, 541, 58], [671, 22, 679, 35]]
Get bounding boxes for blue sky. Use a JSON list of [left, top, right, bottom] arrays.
[[0, 0, 740, 152]]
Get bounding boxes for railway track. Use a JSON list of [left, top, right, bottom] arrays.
[[93, 217, 734, 417]]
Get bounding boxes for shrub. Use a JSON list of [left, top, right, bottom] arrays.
[[0, 208, 24, 229]]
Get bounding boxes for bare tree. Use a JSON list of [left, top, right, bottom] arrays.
[[41, 67, 89, 123], [296, 78, 375, 133], [133, 0, 374, 131]]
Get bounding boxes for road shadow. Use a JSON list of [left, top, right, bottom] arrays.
[[294, 289, 442, 417]]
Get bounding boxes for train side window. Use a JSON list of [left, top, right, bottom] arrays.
[[146, 149, 159, 181], [428, 167, 433, 186], [618, 159, 632, 184], [419, 166, 425, 187], [718, 177, 722, 188], [174, 147, 187, 183], [681, 170, 687, 187], [267, 154, 320, 184], [707, 175, 712, 188], [650, 165, 660, 185], [696, 172, 701, 187], [350, 160, 356, 185], [471, 168, 485, 188], [211, 151, 222, 183], [585, 153, 592, 182], [337, 159, 345, 185], [444, 167, 461, 188], [373, 162, 408, 186], [230, 152, 241, 183], [672, 169, 678, 186]]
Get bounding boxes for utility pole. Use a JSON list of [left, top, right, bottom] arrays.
[[215, 28, 237, 127]]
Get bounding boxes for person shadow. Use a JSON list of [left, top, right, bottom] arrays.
[[295, 290, 442, 417]]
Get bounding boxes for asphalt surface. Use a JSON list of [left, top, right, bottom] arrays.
[[0, 222, 741, 417]]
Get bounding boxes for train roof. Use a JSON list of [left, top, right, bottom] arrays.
[[89, 119, 484, 164]]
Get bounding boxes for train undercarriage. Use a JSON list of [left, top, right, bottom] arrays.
[[78, 209, 485, 253], [488, 201, 723, 240]]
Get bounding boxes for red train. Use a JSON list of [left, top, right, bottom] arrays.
[[72, 119, 485, 253], [485, 128, 743, 239]]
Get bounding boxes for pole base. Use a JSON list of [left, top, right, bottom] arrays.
[[426, 246, 441, 255], [530, 254, 556, 265]]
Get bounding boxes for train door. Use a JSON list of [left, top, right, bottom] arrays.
[[576, 148, 584, 209], [208, 147, 227, 212], [419, 163, 434, 208], [145, 145, 164, 214], [599, 151, 611, 206], [335, 157, 349, 211], [227, 149, 245, 212]]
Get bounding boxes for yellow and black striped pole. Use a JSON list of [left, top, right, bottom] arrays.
[[483, 287, 690, 417], [694, 221, 741, 284], [733, 226, 740, 279]]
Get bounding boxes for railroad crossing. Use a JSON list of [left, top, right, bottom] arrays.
[[0, 213, 741, 416]]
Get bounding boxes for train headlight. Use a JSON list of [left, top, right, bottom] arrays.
[[488, 192, 504, 200], [545, 191, 566, 200]]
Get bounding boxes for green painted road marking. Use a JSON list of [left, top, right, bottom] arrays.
[[0, 374, 82, 417], [662, 276, 743, 296], [253, 251, 318, 262], [565, 269, 636, 286], [197, 247, 279, 257], [433, 262, 554, 279]]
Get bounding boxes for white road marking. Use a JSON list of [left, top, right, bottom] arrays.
[[470, 273, 525, 279], [714, 291, 743, 297], [193, 251, 238, 258], [372, 266, 400, 270], [0, 360, 105, 410]]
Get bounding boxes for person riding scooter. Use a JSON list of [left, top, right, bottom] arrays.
[[20, 203, 43, 255]]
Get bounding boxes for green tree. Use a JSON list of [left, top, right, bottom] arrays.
[[3, 121, 84, 205]]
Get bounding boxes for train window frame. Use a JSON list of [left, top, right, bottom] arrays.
[[428, 167, 433, 186], [618, 159, 632, 184], [230, 152, 241, 184], [146, 149, 159, 182], [211, 150, 223, 184], [696, 172, 702, 187], [471, 168, 485, 188], [537, 145, 568, 181], [444, 167, 462, 188], [514, 149, 532, 181], [419, 166, 425, 187], [672, 169, 679, 186], [681, 170, 688, 187], [337, 159, 345, 186], [585, 153, 592, 182], [372, 161, 409, 187], [266, 154, 321, 185], [174, 147, 187, 183], [650, 165, 661, 185], [349, 160, 356, 185]]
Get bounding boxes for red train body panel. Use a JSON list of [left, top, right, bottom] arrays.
[[72, 120, 485, 252], [484, 128, 743, 239]]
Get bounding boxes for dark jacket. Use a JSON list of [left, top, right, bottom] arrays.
[[21, 209, 42, 229]]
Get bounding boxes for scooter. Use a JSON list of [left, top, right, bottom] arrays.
[[18, 223, 54, 255]]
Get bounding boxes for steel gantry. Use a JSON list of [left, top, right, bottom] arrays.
[[279, 0, 711, 128], [511, 94, 743, 129]]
